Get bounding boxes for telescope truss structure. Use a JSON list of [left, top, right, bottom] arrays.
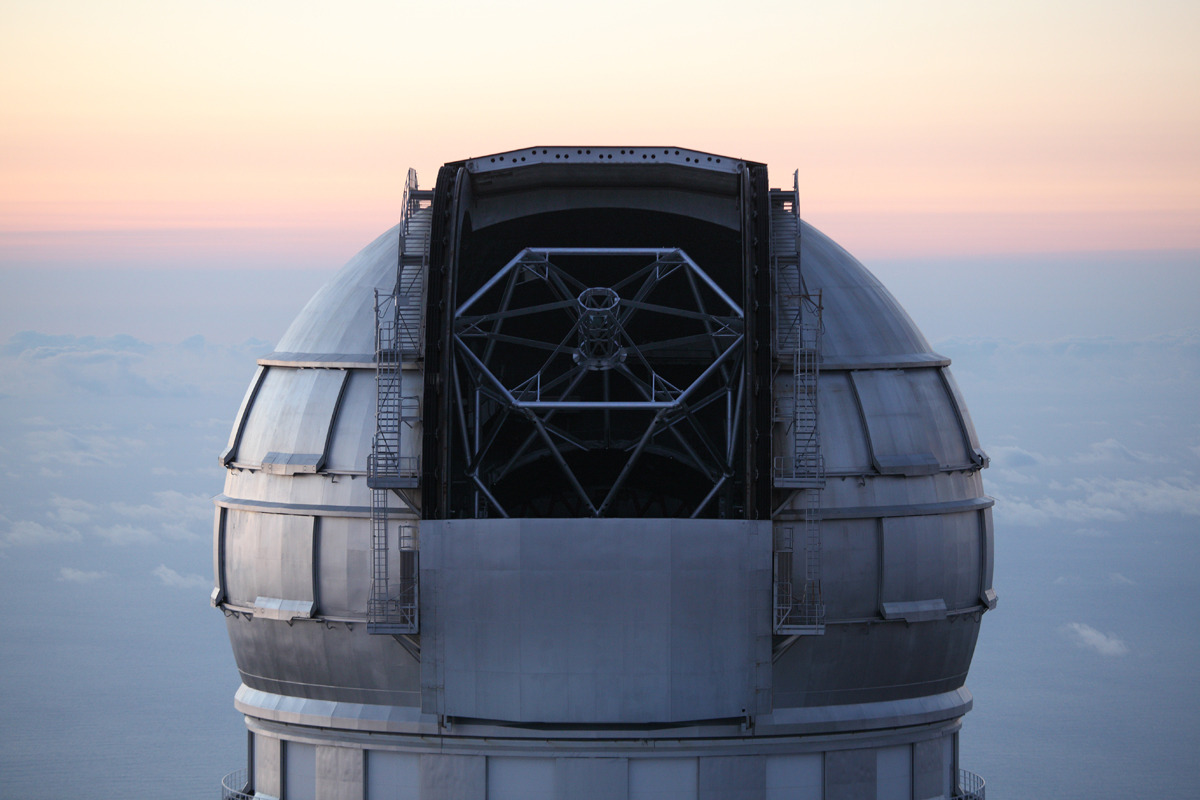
[[450, 247, 746, 520]]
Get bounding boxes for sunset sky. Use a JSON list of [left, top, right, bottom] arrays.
[[2, 0, 1197, 268], [2, 5, 1199, 798]]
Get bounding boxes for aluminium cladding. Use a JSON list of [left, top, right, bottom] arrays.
[[213, 146, 994, 800]]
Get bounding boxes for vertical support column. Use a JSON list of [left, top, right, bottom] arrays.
[[742, 164, 774, 520], [246, 729, 255, 796], [420, 754, 486, 800], [912, 738, 945, 800], [315, 746, 364, 800], [698, 756, 766, 800], [826, 749, 876, 800], [555, 758, 629, 800], [211, 506, 227, 607], [253, 733, 283, 800], [421, 164, 463, 521]]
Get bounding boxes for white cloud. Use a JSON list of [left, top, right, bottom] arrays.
[[1062, 622, 1129, 656], [109, 501, 163, 519], [1072, 438, 1163, 465], [992, 492, 1126, 527], [0, 518, 82, 548], [0, 333, 170, 398], [1055, 573, 1137, 587], [24, 427, 145, 467], [104, 491, 211, 543], [994, 476, 1200, 527], [1074, 476, 1200, 518], [990, 467, 1041, 486], [57, 567, 109, 583], [0, 332, 261, 401], [94, 523, 158, 546], [111, 490, 212, 523], [158, 521, 206, 542], [991, 445, 1056, 468], [49, 496, 95, 525], [152, 564, 210, 589]]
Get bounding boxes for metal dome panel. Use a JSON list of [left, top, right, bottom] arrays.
[[213, 151, 994, 800]]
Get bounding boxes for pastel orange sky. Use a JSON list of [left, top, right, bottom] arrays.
[[1, 0, 1197, 265]]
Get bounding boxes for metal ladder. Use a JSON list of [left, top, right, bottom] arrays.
[[367, 169, 430, 635], [771, 171, 825, 634], [396, 172, 430, 358]]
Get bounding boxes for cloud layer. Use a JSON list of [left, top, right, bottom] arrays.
[[57, 566, 109, 583], [1062, 622, 1129, 656], [152, 564, 210, 589]]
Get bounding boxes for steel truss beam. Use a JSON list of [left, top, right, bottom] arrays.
[[450, 247, 745, 518]]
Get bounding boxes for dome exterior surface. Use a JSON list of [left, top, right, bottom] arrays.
[[214, 147, 993, 800]]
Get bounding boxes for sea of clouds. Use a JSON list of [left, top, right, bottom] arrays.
[[1, 252, 1197, 798]]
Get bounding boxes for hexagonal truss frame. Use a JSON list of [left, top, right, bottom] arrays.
[[451, 247, 745, 518]]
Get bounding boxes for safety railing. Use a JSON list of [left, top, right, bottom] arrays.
[[220, 768, 252, 800], [368, 450, 421, 480], [953, 768, 986, 800]]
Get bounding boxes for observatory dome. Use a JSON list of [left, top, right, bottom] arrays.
[[214, 147, 993, 800]]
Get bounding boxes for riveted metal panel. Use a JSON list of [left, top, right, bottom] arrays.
[[851, 370, 972, 474], [877, 745, 912, 800], [420, 518, 772, 723], [746, 164, 774, 519], [285, 741, 317, 800], [817, 372, 873, 474], [796, 221, 932, 363], [940, 368, 984, 455], [488, 757, 554, 800], [980, 508, 997, 609], [234, 367, 347, 470], [819, 518, 880, 620], [217, 153, 994, 789], [698, 756, 765, 800], [314, 516, 370, 618], [419, 754, 485, 800], [912, 738, 944, 800], [420, 165, 462, 520], [325, 370, 376, 473], [224, 510, 314, 608], [222, 364, 266, 466], [555, 758, 628, 800], [367, 751, 419, 800], [826, 748, 876, 800], [766, 754, 822, 800], [254, 733, 282, 800], [212, 505, 227, 606], [274, 226, 400, 357], [315, 746, 363, 800], [772, 621, 980, 708], [907, 369, 973, 467], [227, 617, 422, 706], [881, 513, 981, 613], [629, 758, 698, 800]]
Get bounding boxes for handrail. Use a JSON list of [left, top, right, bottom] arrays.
[[220, 768, 253, 800], [953, 768, 986, 800]]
